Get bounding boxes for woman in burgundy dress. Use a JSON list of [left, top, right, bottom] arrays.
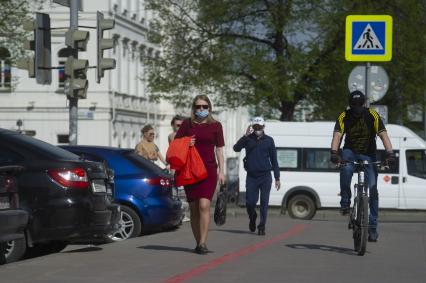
[[175, 95, 225, 254]]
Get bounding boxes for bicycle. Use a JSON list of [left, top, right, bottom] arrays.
[[339, 160, 385, 256]]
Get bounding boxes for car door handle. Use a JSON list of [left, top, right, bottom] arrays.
[[391, 176, 399, 184], [402, 177, 407, 183]]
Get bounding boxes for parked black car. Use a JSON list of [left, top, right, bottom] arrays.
[[0, 129, 120, 262], [0, 166, 28, 264]]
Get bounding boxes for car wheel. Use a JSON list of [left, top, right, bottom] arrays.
[[108, 205, 142, 241], [287, 195, 316, 220], [5, 238, 26, 263], [0, 242, 7, 264]]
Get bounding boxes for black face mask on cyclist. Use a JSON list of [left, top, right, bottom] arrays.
[[348, 91, 366, 118], [350, 106, 365, 117]]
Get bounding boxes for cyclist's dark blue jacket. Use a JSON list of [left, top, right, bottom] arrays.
[[233, 133, 280, 180]]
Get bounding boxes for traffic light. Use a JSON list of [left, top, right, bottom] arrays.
[[35, 13, 52, 84], [65, 29, 89, 51], [96, 11, 116, 83], [17, 19, 36, 78], [64, 56, 88, 99], [17, 13, 51, 84]]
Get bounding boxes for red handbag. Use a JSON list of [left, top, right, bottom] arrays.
[[166, 137, 191, 170], [189, 147, 208, 181], [175, 147, 208, 186]]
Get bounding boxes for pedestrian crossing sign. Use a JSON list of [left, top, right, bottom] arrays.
[[345, 15, 393, 61]]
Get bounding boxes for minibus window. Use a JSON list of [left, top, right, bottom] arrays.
[[304, 149, 338, 172], [406, 150, 426, 179], [376, 150, 399, 174], [277, 148, 300, 170]]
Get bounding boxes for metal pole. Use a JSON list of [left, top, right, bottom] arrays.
[[424, 90, 426, 139], [365, 62, 370, 107], [423, 0, 426, 139], [69, 0, 78, 145]]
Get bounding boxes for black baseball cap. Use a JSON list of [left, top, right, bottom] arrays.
[[349, 90, 366, 107]]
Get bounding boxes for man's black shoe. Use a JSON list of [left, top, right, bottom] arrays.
[[258, 227, 265, 236], [368, 235, 378, 242], [249, 214, 257, 232], [340, 207, 350, 216]]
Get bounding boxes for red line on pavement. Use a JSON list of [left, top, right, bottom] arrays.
[[161, 223, 307, 283]]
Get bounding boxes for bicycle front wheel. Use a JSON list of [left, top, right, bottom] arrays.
[[354, 195, 369, 256]]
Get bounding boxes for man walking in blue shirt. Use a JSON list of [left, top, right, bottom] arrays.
[[233, 117, 281, 235]]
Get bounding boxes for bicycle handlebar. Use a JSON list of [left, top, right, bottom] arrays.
[[337, 160, 388, 169]]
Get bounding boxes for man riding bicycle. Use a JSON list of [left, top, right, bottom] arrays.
[[330, 90, 395, 242]]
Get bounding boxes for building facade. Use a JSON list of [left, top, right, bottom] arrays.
[[0, 0, 249, 165]]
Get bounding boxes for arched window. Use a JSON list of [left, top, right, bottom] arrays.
[[57, 48, 74, 89], [0, 47, 11, 90]]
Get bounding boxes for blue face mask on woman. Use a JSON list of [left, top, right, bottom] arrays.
[[195, 109, 209, 118]]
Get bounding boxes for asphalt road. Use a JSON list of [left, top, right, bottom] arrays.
[[0, 210, 425, 283]]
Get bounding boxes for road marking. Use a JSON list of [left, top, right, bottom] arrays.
[[161, 223, 307, 283]]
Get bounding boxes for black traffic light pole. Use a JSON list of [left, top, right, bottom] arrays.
[[69, 0, 78, 145]]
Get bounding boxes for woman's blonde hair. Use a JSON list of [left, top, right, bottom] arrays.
[[190, 95, 216, 124]]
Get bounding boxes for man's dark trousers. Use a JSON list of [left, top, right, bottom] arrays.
[[246, 173, 272, 229]]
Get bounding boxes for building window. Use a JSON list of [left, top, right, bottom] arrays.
[[57, 134, 70, 144], [0, 47, 11, 90], [57, 48, 74, 89]]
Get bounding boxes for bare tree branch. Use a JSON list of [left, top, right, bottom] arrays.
[[213, 32, 274, 46]]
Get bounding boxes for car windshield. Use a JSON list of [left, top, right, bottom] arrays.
[[7, 132, 79, 160], [124, 151, 167, 176]]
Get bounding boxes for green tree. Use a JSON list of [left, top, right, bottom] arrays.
[[0, 0, 45, 63], [146, 0, 426, 123], [311, 0, 426, 129], [145, 0, 344, 120]]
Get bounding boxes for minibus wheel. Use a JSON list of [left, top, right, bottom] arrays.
[[287, 195, 316, 220]]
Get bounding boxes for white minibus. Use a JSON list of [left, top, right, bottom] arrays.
[[237, 121, 426, 219]]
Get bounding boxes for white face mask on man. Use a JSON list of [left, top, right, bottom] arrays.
[[254, 130, 264, 136]]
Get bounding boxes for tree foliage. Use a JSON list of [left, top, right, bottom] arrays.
[[311, 0, 426, 128], [146, 0, 426, 123], [0, 0, 44, 62]]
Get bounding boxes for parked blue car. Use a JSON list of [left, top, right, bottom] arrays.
[[61, 146, 183, 241]]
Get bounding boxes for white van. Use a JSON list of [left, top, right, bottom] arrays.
[[237, 121, 426, 219]]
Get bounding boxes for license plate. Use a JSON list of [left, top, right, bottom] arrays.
[[91, 180, 106, 193], [0, 196, 10, 209]]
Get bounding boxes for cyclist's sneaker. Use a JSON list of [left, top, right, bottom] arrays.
[[340, 207, 350, 216], [368, 231, 379, 242]]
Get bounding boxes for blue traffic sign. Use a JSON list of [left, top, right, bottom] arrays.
[[345, 15, 393, 61]]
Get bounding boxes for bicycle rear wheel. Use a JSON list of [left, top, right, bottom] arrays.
[[354, 195, 369, 256]]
